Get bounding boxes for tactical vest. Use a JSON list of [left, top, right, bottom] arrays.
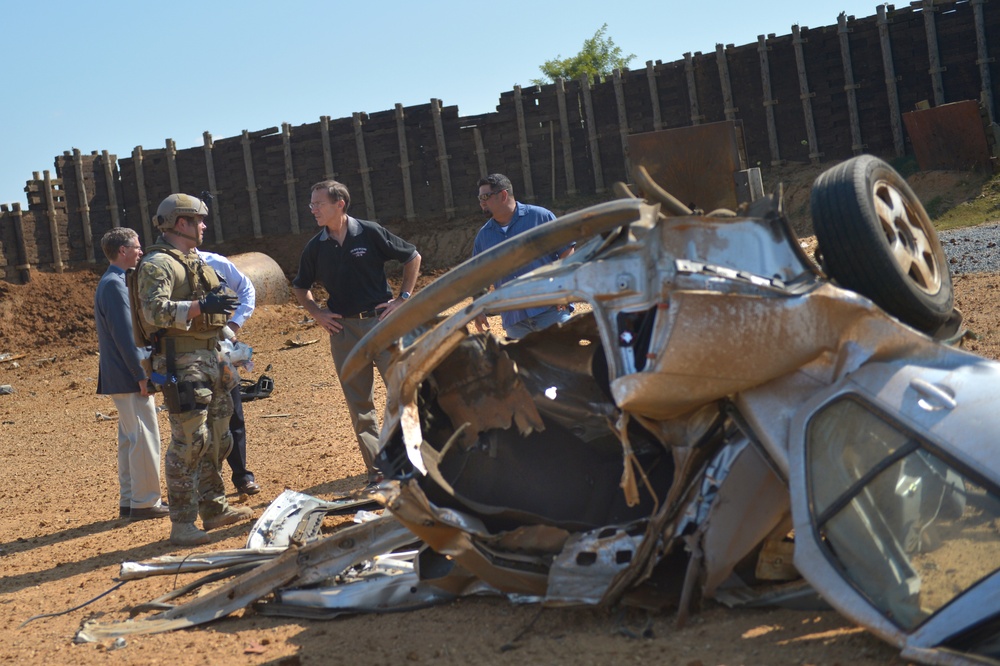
[[128, 241, 230, 347]]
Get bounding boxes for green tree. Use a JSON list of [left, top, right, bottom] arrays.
[[531, 24, 636, 86]]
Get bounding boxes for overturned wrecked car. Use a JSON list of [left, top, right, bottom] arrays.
[[78, 156, 1000, 666]]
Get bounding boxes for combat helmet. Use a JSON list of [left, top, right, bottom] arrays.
[[154, 193, 208, 231]]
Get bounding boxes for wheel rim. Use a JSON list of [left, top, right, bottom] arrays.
[[871, 178, 943, 295]]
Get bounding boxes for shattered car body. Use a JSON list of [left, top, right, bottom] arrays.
[[342, 158, 1000, 664], [77, 157, 1000, 665]]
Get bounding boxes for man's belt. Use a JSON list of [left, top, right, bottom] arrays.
[[342, 309, 380, 320], [160, 336, 219, 353]]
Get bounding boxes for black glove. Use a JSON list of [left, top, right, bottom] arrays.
[[199, 291, 239, 315]]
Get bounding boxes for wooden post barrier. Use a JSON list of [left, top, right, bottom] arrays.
[[282, 123, 300, 234], [5, 203, 31, 283], [431, 99, 456, 218], [550, 120, 556, 200], [758, 35, 783, 165], [837, 13, 865, 155], [133, 146, 153, 245], [646, 61, 663, 131], [101, 151, 121, 228], [165, 138, 179, 193], [43, 170, 64, 273], [241, 130, 263, 239], [613, 70, 631, 182], [352, 113, 377, 220], [394, 104, 416, 221], [877, 6, 906, 157], [716, 44, 738, 122], [320, 115, 336, 180], [684, 52, 702, 125], [580, 74, 605, 193], [513, 86, 536, 201], [71, 148, 95, 262], [202, 132, 223, 243], [922, 0, 946, 107], [473, 127, 489, 179], [792, 25, 822, 163], [556, 78, 577, 195], [972, 0, 995, 124]]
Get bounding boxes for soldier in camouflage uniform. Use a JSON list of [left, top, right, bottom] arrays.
[[134, 193, 254, 546]]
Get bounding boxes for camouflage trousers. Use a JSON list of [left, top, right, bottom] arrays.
[[152, 347, 236, 525]]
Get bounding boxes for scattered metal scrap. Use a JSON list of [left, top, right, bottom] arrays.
[[76, 495, 413, 643], [284, 338, 319, 348]]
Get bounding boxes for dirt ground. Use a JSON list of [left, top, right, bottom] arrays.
[[1, 174, 999, 665]]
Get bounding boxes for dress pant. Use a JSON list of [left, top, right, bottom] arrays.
[[225, 383, 255, 488], [110, 392, 163, 509], [328, 316, 392, 483]]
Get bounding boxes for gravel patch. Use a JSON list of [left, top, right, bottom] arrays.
[[939, 222, 1000, 275]]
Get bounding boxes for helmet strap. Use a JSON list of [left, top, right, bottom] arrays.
[[165, 228, 199, 245]]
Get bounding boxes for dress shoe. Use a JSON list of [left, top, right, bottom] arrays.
[[170, 523, 210, 546], [119, 505, 130, 518], [130, 504, 170, 521], [237, 480, 260, 496], [203, 505, 253, 531]]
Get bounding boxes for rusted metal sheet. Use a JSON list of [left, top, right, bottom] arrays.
[[902, 100, 993, 171], [627, 120, 748, 212]]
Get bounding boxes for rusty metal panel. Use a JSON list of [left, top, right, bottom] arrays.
[[627, 121, 748, 212], [902, 100, 992, 171]]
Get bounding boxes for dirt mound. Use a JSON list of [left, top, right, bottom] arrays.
[[906, 169, 992, 217], [0, 269, 102, 352]]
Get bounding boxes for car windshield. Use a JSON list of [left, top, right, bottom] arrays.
[[806, 397, 1000, 631]]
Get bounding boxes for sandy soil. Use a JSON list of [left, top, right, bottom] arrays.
[[1, 201, 999, 665]]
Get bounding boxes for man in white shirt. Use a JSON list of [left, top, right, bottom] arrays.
[[198, 250, 260, 496]]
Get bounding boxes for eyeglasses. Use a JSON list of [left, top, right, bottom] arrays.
[[125, 244, 141, 250], [309, 198, 340, 210], [477, 189, 505, 202]]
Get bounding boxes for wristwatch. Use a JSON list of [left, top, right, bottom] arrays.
[[400, 291, 411, 300]]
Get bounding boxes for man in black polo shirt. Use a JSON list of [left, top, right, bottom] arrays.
[[292, 180, 421, 487]]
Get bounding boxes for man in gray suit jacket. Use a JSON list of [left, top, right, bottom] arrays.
[[94, 227, 167, 520]]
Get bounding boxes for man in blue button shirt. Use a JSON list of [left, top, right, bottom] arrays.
[[473, 173, 574, 339]]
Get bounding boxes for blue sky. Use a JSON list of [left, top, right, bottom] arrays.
[[2, 0, 883, 205]]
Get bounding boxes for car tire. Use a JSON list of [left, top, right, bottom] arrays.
[[810, 155, 954, 333]]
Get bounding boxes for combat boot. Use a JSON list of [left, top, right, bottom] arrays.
[[203, 505, 253, 531], [170, 522, 210, 546]]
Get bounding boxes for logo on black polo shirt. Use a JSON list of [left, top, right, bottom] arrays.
[[350, 248, 368, 258]]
